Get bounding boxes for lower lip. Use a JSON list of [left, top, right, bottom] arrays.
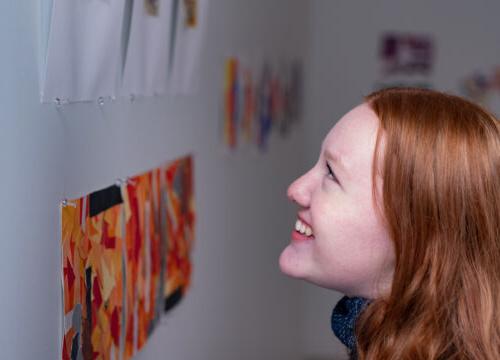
[[291, 230, 314, 242]]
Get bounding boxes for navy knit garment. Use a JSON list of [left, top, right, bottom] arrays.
[[331, 296, 369, 358]]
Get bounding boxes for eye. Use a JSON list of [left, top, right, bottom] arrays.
[[326, 162, 338, 183]]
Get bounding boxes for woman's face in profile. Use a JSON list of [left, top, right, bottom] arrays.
[[280, 104, 395, 299]]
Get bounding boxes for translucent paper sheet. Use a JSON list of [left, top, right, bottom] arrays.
[[169, 0, 209, 95], [42, 0, 125, 103], [121, 0, 175, 97]]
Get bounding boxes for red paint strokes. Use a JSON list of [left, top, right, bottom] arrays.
[[127, 184, 142, 263], [102, 221, 116, 249], [92, 276, 102, 308], [166, 162, 177, 184], [64, 258, 75, 290], [62, 335, 69, 360], [110, 308, 120, 346]]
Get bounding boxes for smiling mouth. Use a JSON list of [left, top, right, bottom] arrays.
[[292, 218, 314, 241], [295, 218, 313, 236]]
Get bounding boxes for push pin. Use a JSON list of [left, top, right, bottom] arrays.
[[115, 178, 126, 187], [125, 177, 136, 185], [97, 97, 105, 106], [54, 97, 64, 108], [62, 199, 77, 208]]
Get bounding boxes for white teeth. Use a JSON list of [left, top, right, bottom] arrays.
[[294, 219, 313, 237], [295, 220, 301, 232]]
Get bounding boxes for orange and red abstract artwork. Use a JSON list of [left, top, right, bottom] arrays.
[[61, 156, 195, 360], [163, 156, 195, 311]]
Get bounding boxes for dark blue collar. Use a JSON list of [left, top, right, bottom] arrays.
[[331, 296, 369, 358]]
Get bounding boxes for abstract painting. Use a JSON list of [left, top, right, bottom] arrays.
[[374, 32, 435, 91], [222, 57, 304, 151], [379, 33, 434, 75], [61, 156, 195, 360], [163, 156, 196, 312], [62, 185, 125, 360], [122, 173, 163, 359]]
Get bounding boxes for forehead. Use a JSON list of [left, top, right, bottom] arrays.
[[323, 103, 380, 176]]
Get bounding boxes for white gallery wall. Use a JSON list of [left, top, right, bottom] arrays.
[[302, 1, 500, 359], [0, 1, 310, 359]]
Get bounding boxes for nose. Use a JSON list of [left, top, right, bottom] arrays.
[[287, 169, 314, 208]]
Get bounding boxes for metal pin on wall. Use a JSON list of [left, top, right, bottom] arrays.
[[61, 199, 77, 208], [125, 177, 136, 185], [53, 97, 69, 108]]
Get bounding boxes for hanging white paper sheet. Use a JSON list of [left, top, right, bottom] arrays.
[[42, 0, 126, 103], [40, 0, 53, 89], [121, 0, 174, 97], [169, 0, 209, 95]]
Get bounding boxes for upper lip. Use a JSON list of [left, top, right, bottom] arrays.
[[297, 214, 312, 228]]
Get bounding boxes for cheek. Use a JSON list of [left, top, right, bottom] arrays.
[[311, 192, 358, 240], [311, 192, 393, 273]]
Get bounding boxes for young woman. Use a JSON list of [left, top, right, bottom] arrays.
[[280, 88, 500, 359]]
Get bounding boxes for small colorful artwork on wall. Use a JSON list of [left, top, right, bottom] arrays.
[[61, 156, 195, 360], [222, 57, 303, 151], [459, 66, 500, 115], [380, 33, 434, 75], [145, 0, 160, 16], [375, 32, 435, 91], [461, 67, 500, 102], [184, 0, 198, 28]]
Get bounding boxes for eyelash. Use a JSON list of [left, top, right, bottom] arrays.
[[326, 162, 338, 183]]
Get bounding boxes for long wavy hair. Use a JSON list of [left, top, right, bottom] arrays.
[[356, 88, 500, 359]]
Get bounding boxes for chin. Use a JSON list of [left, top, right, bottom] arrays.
[[278, 247, 306, 279]]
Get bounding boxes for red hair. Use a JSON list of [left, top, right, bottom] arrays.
[[356, 88, 500, 359]]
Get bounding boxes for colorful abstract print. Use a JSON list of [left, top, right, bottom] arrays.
[[223, 57, 303, 151], [163, 156, 195, 311], [61, 156, 195, 360]]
